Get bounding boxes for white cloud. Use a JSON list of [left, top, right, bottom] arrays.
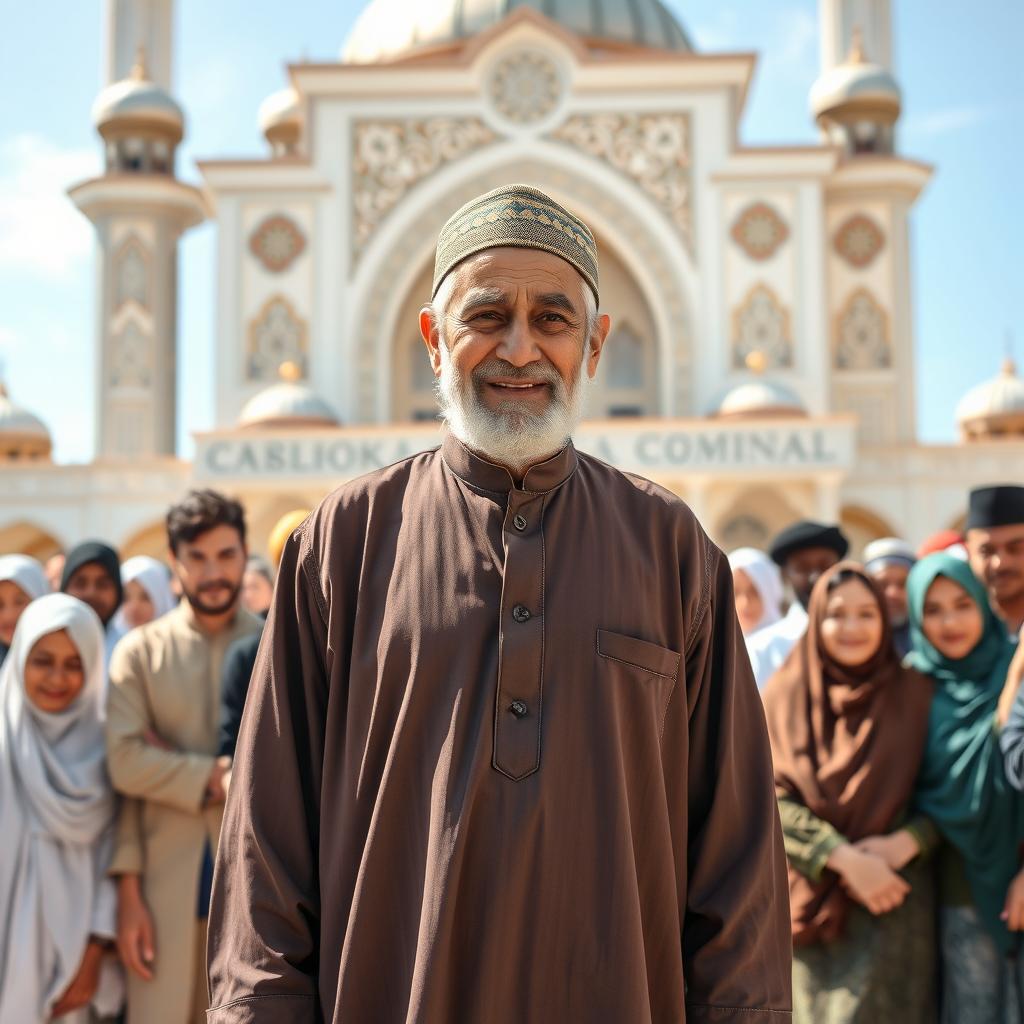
[[904, 104, 996, 139], [0, 134, 100, 281]]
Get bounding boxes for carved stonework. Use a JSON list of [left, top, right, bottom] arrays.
[[732, 284, 792, 369], [247, 296, 308, 381], [487, 51, 562, 125], [835, 289, 892, 370], [550, 113, 693, 254], [109, 320, 151, 389], [352, 118, 497, 259], [730, 202, 789, 261], [115, 238, 148, 309], [833, 213, 885, 269], [249, 214, 306, 273]]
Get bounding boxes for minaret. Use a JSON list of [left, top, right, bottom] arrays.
[[69, 1, 205, 460], [818, 0, 892, 74]]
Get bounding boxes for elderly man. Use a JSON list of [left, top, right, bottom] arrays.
[[864, 537, 917, 657], [746, 520, 849, 688], [207, 185, 791, 1024], [965, 484, 1024, 634]]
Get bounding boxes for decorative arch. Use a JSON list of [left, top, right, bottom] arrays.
[[834, 289, 891, 370], [0, 520, 63, 562], [121, 520, 170, 561], [839, 504, 897, 559], [731, 283, 792, 370], [115, 235, 149, 310], [713, 486, 804, 552], [350, 140, 697, 423], [247, 295, 308, 382]]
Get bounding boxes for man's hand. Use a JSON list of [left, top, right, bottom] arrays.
[[1003, 867, 1024, 930], [143, 727, 174, 752], [116, 874, 155, 981], [51, 938, 105, 1017], [827, 843, 911, 915], [997, 641, 1024, 727], [204, 756, 232, 805], [853, 829, 919, 871]]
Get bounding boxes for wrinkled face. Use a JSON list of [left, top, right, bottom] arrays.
[[868, 563, 911, 627], [241, 569, 274, 616], [732, 568, 765, 636], [784, 547, 842, 609], [921, 575, 985, 661], [64, 562, 120, 626], [121, 578, 157, 630], [170, 525, 247, 617], [0, 580, 32, 647], [23, 629, 85, 714], [967, 524, 1024, 607], [420, 247, 610, 474], [819, 577, 885, 667]]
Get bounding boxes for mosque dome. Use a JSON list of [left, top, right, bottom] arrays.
[[810, 30, 900, 128], [342, 0, 693, 63], [0, 381, 53, 461], [956, 357, 1024, 441], [92, 51, 184, 143], [711, 379, 807, 420], [258, 86, 303, 155], [238, 363, 340, 429]]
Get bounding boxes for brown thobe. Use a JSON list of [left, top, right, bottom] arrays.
[[207, 434, 792, 1023]]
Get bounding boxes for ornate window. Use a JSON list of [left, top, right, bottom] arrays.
[[109, 320, 151, 389], [115, 237, 148, 309], [730, 202, 789, 261], [833, 213, 885, 269], [835, 289, 891, 370], [731, 284, 792, 369], [247, 296, 308, 382], [249, 214, 306, 274], [586, 322, 656, 418]]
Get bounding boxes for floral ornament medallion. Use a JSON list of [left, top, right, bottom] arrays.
[[487, 51, 563, 126], [730, 202, 789, 261], [249, 214, 307, 274], [833, 213, 885, 269]]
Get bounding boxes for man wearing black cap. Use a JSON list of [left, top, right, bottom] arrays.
[[746, 520, 849, 688], [965, 484, 1024, 634], [61, 540, 124, 659]]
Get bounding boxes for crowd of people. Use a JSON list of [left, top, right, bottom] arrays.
[[1, 469, 1023, 1023]]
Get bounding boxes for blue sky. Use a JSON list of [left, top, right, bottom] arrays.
[[1, 0, 1020, 462]]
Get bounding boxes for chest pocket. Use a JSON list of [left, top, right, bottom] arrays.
[[596, 629, 681, 740]]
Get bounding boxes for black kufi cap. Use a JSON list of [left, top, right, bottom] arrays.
[[769, 520, 850, 567], [966, 484, 1024, 531]]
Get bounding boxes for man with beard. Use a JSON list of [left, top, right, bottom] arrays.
[[746, 520, 849, 688], [207, 185, 791, 1024], [61, 540, 124, 659], [965, 484, 1024, 634], [106, 489, 261, 1024], [864, 537, 917, 657]]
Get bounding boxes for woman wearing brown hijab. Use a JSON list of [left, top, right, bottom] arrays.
[[764, 562, 937, 1023]]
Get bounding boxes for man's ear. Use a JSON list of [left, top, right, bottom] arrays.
[[586, 313, 612, 379], [419, 307, 443, 378]]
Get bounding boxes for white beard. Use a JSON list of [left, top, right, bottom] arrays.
[[435, 344, 589, 475]]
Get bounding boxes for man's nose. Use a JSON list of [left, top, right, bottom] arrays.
[[495, 316, 539, 367]]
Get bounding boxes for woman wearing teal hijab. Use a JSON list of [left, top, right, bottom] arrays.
[[907, 552, 1023, 1023]]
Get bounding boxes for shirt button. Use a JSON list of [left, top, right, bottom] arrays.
[[512, 604, 531, 623], [513, 514, 527, 531], [509, 700, 528, 718]]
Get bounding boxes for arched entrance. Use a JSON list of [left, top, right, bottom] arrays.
[[121, 520, 169, 561], [0, 521, 63, 561], [839, 504, 897, 559], [712, 486, 806, 553]]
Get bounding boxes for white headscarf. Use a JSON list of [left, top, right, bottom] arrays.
[[728, 547, 785, 635], [112, 555, 177, 635], [0, 595, 117, 1021], [0, 554, 50, 601]]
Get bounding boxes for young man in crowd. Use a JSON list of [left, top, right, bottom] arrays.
[[61, 540, 123, 658], [966, 484, 1024, 634], [105, 489, 262, 1024], [746, 520, 849, 688]]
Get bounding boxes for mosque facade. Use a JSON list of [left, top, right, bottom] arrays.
[[1, 0, 1022, 561]]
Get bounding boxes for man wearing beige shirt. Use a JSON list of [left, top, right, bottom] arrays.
[[106, 489, 261, 1024]]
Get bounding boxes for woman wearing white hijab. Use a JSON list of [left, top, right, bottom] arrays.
[[0, 554, 50, 669], [728, 547, 785, 637], [0, 594, 123, 1022], [112, 555, 177, 635]]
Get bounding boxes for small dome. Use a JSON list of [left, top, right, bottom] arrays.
[[258, 86, 302, 151], [810, 32, 900, 125], [0, 381, 53, 461], [238, 364, 340, 429], [711, 379, 807, 420], [342, 0, 692, 64], [92, 52, 184, 143], [957, 358, 1024, 441]]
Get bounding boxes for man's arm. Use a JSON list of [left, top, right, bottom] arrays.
[[207, 528, 329, 1022], [677, 539, 792, 1021], [217, 633, 260, 758], [105, 638, 215, 812]]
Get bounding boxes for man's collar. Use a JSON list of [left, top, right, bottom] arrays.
[[441, 429, 578, 495]]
